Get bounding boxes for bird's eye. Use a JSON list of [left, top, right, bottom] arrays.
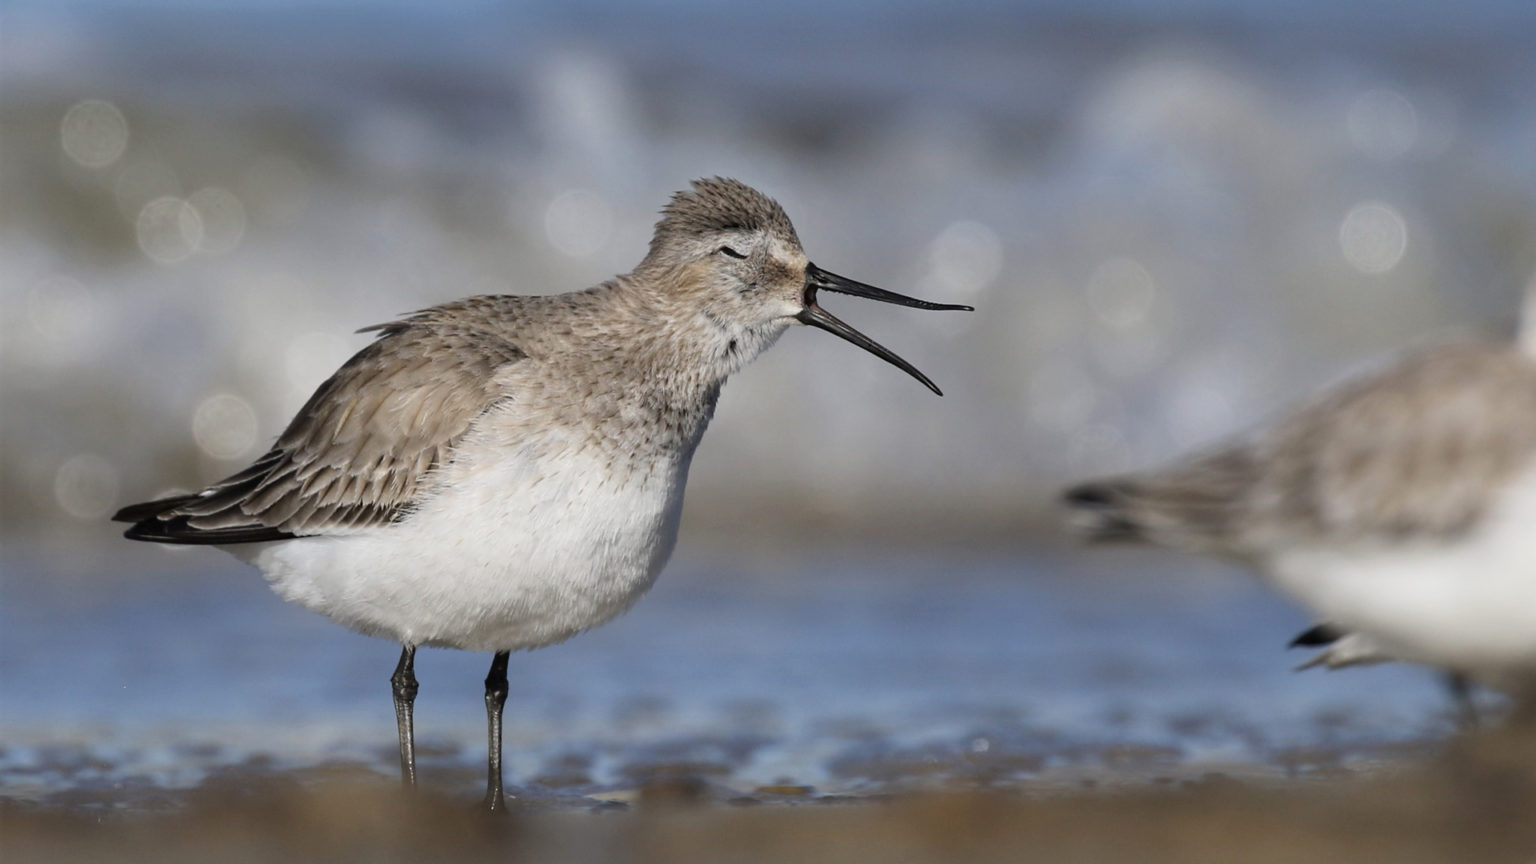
[[716, 246, 747, 259]]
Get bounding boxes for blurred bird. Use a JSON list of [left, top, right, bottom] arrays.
[[114, 177, 971, 810], [1063, 284, 1536, 716]]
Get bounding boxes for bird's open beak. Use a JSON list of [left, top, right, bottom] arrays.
[[796, 263, 973, 396]]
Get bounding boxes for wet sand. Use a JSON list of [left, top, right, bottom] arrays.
[[4, 547, 1520, 862], [3, 549, 1467, 804], [5, 726, 1534, 864]]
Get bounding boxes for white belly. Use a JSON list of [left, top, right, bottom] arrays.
[[1266, 466, 1536, 678], [230, 443, 688, 652]]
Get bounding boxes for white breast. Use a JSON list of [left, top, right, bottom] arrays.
[[233, 434, 691, 653], [1266, 461, 1536, 677]]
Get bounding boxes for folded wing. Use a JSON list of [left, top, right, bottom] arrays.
[[115, 309, 525, 544]]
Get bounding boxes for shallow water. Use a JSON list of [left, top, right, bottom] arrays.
[[0, 544, 1461, 812]]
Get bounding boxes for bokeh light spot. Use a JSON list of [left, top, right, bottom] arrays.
[[60, 99, 129, 168], [1339, 201, 1407, 275], [137, 196, 204, 264], [927, 220, 1001, 299], [544, 189, 613, 258], [54, 453, 120, 519], [1347, 89, 1418, 162], [193, 393, 259, 460]]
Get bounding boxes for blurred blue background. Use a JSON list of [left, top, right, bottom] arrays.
[[6, 0, 1535, 552], [2, 0, 1533, 804]]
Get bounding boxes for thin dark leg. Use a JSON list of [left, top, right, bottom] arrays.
[[390, 645, 419, 790], [1511, 678, 1536, 728], [483, 651, 511, 812], [1444, 671, 1479, 730]]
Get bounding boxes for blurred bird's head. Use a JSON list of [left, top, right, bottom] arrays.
[[637, 177, 971, 394]]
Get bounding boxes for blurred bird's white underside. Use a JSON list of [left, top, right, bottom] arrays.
[[1267, 461, 1536, 679]]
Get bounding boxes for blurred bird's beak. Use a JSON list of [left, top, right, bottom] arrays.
[[797, 263, 973, 396]]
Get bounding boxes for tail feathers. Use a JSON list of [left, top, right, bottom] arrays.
[[113, 493, 294, 545], [1288, 622, 1347, 648], [1060, 481, 1147, 541], [112, 494, 201, 524], [122, 516, 294, 544], [1061, 445, 1258, 550], [1059, 474, 1239, 547]]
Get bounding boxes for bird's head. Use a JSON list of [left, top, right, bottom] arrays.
[[638, 177, 971, 394]]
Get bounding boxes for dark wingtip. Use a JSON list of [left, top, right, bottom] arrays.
[[1060, 480, 1143, 542], [121, 513, 297, 545], [118, 507, 189, 542], [121, 521, 163, 542], [1061, 482, 1123, 509], [1289, 623, 1347, 649], [113, 495, 198, 524], [112, 503, 148, 523], [115, 494, 297, 545]]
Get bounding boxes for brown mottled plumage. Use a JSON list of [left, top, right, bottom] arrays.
[[644, 176, 800, 262]]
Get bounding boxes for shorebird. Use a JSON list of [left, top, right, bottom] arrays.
[[1062, 287, 1536, 715], [114, 177, 971, 809]]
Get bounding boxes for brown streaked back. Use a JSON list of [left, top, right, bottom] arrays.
[[1255, 343, 1536, 541], [114, 301, 526, 543]]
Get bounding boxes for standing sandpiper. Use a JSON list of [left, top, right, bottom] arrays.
[[114, 177, 972, 809], [1062, 287, 1536, 714]]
